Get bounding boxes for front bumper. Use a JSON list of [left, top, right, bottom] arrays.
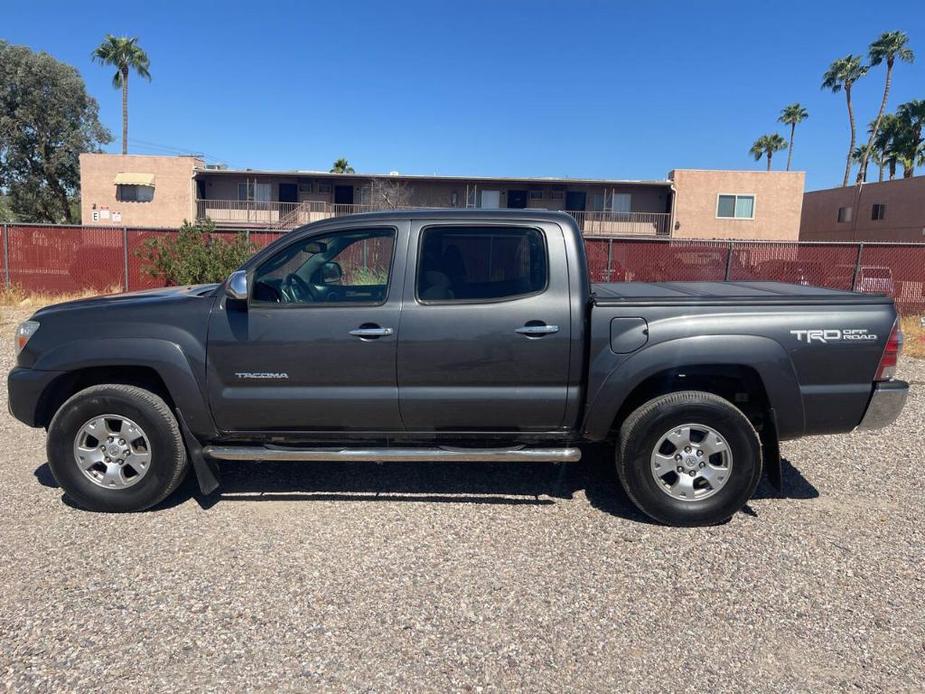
[[7, 367, 65, 427], [857, 380, 909, 430]]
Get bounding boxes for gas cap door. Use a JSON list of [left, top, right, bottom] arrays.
[[610, 317, 649, 354]]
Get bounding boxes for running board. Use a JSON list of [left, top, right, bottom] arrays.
[[203, 445, 581, 463]]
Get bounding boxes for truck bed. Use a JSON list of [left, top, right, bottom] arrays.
[[591, 281, 892, 305]]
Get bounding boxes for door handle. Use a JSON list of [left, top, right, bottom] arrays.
[[515, 324, 559, 336], [350, 326, 393, 338]]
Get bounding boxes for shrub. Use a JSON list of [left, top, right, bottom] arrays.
[[137, 218, 255, 286]]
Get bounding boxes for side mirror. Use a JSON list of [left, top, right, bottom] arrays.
[[320, 261, 343, 284], [225, 270, 248, 300]]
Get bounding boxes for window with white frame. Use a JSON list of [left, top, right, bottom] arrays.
[[716, 194, 755, 219], [237, 181, 271, 202], [837, 206, 853, 223]]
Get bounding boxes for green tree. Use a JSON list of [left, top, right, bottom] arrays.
[[329, 158, 354, 173], [858, 31, 914, 182], [871, 113, 903, 180], [749, 134, 788, 171], [822, 55, 869, 186], [895, 100, 925, 178], [91, 35, 151, 155], [778, 103, 809, 171], [850, 144, 875, 182], [0, 41, 112, 223], [137, 218, 255, 285]]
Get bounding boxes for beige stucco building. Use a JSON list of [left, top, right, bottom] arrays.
[[800, 176, 925, 242], [78, 153, 806, 240], [668, 169, 805, 241], [79, 153, 203, 228]]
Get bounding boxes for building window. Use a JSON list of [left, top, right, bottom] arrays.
[[871, 204, 886, 221], [237, 181, 271, 202], [317, 182, 333, 194], [529, 189, 544, 200], [716, 194, 755, 219], [116, 185, 154, 202], [837, 206, 853, 223]]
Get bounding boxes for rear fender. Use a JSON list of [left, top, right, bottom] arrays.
[[582, 335, 803, 441]]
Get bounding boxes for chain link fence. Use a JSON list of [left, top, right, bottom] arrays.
[[3, 224, 925, 313]]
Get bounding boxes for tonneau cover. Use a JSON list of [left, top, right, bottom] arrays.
[[592, 281, 892, 305]]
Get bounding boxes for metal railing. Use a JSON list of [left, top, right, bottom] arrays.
[[568, 211, 671, 237], [197, 199, 672, 236]]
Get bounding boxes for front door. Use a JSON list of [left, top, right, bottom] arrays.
[[507, 190, 528, 208], [565, 191, 586, 211], [279, 183, 298, 203], [207, 223, 407, 432], [334, 185, 354, 205], [398, 221, 572, 431]]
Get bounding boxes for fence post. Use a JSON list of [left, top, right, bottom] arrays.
[[851, 242, 864, 291], [122, 227, 129, 292], [2, 223, 9, 289], [724, 241, 734, 281], [606, 238, 614, 280]]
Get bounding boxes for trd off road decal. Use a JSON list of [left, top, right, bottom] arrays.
[[789, 328, 877, 344]]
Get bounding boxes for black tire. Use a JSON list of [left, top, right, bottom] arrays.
[[616, 391, 762, 527], [46, 385, 189, 512]]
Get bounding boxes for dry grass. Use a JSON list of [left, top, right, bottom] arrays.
[[901, 314, 925, 359], [0, 285, 121, 309]]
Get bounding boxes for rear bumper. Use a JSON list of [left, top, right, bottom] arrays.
[[857, 380, 908, 431], [7, 367, 64, 427]]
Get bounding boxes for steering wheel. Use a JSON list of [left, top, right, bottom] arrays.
[[282, 273, 316, 303]]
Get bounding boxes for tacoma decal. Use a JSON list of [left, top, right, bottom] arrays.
[[234, 372, 289, 380], [790, 328, 878, 344]]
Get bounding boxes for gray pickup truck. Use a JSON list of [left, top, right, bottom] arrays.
[[8, 210, 908, 525]]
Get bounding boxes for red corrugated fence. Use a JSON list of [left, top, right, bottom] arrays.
[[3, 224, 925, 313]]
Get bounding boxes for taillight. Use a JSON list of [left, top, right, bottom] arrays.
[[875, 320, 903, 381]]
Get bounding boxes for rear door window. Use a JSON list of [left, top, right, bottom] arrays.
[[416, 226, 547, 302]]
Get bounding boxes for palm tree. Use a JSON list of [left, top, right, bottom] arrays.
[[895, 100, 925, 178], [778, 103, 809, 171], [872, 113, 903, 180], [749, 134, 788, 171], [822, 55, 869, 186], [330, 158, 355, 173], [850, 144, 875, 182], [858, 31, 914, 182], [91, 35, 151, 155]]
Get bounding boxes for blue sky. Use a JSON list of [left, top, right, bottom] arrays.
[[6, 0, 925, 190]]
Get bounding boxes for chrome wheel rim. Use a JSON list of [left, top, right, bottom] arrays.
[[650, 423, 733, 501], [73, 415, 152, 489]]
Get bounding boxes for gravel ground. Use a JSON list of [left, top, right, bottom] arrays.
[[0, 304, 923, 692]]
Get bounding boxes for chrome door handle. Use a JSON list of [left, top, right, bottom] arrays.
[[350, 327, 393, 338], [515, 324, 559, 336]]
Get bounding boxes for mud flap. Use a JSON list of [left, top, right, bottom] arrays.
[[760, 407, 782, 493], [176, 408, 221, 495]]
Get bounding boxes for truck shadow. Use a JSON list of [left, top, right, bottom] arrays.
[[34, 448, 818, 522]]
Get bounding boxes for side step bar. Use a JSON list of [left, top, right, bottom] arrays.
[[203, 446, 581, 463]]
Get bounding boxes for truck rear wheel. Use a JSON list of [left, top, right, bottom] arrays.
[[46, 385, 189, 512], [616, 391, 762, 526]]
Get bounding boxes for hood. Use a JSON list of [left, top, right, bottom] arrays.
[[32, 284, 220, 318]]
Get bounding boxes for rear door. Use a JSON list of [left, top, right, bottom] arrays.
[[207, 222, 408, 432], [397, 221, 572, 431]]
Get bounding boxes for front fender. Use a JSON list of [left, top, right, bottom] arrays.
[[581, 334, 804, 441], [33, 338, 217, 439]]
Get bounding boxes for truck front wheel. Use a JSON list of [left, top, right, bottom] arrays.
[[616, 391, 762, 526], [46, 385, 189, 512]]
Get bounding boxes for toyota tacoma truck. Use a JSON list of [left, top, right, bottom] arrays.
[[7, 210, 908, 526]]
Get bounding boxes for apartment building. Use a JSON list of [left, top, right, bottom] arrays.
[[79, 153, 805, 240]]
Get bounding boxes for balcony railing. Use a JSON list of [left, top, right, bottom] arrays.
[[196, 200, 671, 236]]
